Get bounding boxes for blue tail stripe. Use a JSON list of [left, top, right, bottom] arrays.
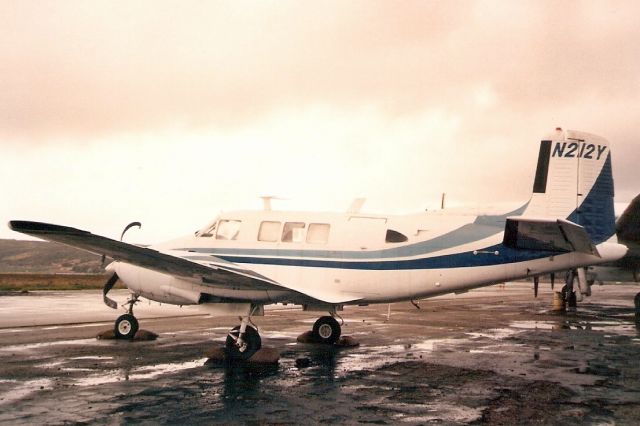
[[566, 153, 616, 244]]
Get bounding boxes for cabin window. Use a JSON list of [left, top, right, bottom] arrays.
[[197, 222, 217, 237], [385, 229, 408, 243], [282, 222, 306, 243], [216, 220, 241, 240], [307, 223, 330, 244], [258, 221, 281, 242]]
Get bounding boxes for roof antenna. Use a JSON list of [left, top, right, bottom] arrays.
[[347, 198, 366, 214], [261, 196, 273, 211], [260, 196, 286, 211], [441, 193, 446, 210]]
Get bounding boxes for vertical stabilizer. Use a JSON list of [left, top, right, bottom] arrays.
[[524, 128, 616, 244]]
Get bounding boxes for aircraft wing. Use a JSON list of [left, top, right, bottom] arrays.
[[8, 221, 363, 305], [8, 220, 287, 290], [503, 217, 600, 256]]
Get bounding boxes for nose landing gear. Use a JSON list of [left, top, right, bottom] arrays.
[[114, 294, 140, 339]]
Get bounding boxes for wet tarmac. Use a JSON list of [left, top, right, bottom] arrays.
[[1, 283, 640, 424]]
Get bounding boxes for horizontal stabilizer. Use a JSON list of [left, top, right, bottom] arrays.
[[504, 217, 599, 256]]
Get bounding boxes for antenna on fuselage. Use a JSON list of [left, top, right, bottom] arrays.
[[441, 193, 446, 210], [260, 195, 286, 211], [347, 197, 366, 214]]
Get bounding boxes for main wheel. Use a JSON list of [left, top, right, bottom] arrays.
[[312, 316, 341, 344], [561, 285, 577, 309], [114, 314, 139, 339], [226, 325, 261, 360]]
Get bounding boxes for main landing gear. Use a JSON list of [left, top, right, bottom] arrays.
[[312, 315, 342, 344], [225, 306, 262, 360], [114, 294, 140, 339]]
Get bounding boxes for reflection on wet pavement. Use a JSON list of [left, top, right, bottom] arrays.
[[1, 283, 640, 424]]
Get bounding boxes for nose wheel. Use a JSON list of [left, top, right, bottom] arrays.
[[114, 293, 140, 339], [115, 313, 139, 339]]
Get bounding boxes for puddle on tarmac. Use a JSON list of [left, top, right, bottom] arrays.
[[262, 331, 301, 339], [0, 338, 97, 352], [0, 378, 53, 406], [510, 320, 556, 330], [41, 323, 110, 330], [127, 359, 206, 380], [588, 321, 638, 335], [392, 403, 482, 423], [73, 358, 208, 386], [466, 328, 519, 340], [410, 338, 459, 352], [70, 356, 114, 361], [36, 360, 65, 368], [469, 342, 526, 355]]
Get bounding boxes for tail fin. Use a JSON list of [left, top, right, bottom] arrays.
[[523, 128, 616, 244]]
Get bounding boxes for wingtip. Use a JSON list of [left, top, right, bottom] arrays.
[[8, 220, 26, 232], [7, 220, 88, 235]]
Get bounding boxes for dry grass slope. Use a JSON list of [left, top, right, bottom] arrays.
[[0, 239, 104, 273]]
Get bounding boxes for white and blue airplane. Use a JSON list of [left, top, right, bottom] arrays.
[[9, 128, 628, 359]]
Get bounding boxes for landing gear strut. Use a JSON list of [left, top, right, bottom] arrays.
[[312, 315, 342, 344], [114, 294, 140, 339], [225, 306, 262, 360], [561, 284, 577, 309]]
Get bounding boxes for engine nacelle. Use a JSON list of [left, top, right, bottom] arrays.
[[114, 262, 202, 305]]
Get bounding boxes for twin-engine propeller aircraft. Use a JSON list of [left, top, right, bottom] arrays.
[[9, 128, 628, 360]]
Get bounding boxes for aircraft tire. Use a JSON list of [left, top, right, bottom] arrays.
[[561, 285, 577, 309], [312, 316, 341, 344], [226, 325, 261, 360], [114, 314, 139, 339], [634, 292, 640, 311]]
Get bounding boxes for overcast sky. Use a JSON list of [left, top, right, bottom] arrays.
[[1, 1, 639, 243]]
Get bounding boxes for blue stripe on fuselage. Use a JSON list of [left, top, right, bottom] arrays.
[[215, 244, 552, 270], [178, 203, 529, 261]]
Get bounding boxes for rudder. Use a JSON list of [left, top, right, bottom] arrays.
[[524, 128, 616, 244]]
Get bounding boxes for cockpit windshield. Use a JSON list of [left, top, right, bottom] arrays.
[[195, 219, 218, 237]]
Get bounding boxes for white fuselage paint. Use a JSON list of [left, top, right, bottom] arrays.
[[112, 208, 626, 307], [109, 130, 626, 308]]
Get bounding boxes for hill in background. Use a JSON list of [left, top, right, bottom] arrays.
[[0, 239, 104, 273]]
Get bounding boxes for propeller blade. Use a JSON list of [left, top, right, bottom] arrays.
[[103, 272, 119, 309], [534, 276, 539, 298], [550, 272, 555, 290], [120, 221, 142, 242]]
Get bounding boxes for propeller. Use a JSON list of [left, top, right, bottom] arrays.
[[99, 222, 140, 310], [120, 221, 142, 241], [103, 273, 119, 309], [533, 276, 539, 298]]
